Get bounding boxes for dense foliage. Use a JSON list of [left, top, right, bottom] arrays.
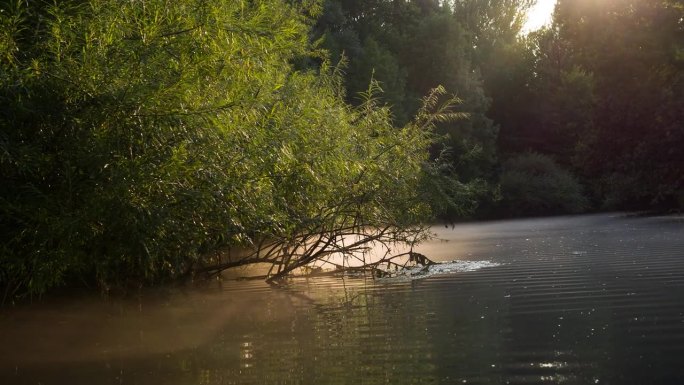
[[495, 0, 684, 210], [0, 0, 473, 301], [313, 0, 521, 183], [498, 153, 588, 216], [315, 0, 682, 215]]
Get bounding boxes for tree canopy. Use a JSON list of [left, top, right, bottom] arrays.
[[494, 0, 684, 210]]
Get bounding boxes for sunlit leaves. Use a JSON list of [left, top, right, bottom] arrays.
[[0, 0, 458, 300]]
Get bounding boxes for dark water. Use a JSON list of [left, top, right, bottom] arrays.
[[2, 213, 684, 384]]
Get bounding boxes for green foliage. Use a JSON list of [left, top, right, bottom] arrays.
[[494, 0, 684, 211], [345, 37, 408, 124], [313, 0, 521, 195], [498, 153, 588, 216], [569, 0, 684, 208], [0, 0, 470, 301]]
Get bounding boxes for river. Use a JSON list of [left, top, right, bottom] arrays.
[[2, 213, 684, 384]]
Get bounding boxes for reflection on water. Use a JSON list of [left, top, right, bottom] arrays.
[[2, 214, 684, 384]]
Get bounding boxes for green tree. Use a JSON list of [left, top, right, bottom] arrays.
[[0, 0, 473, 302], [495, 0, 683, 211], [552, 0, 684, 208], [316, 0, 504, 191], [498, 153, 588, 216]]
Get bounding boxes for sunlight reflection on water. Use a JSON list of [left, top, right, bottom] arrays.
[[1, 213, 684, 384]]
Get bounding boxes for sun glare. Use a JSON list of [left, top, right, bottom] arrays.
[[522, 0, 557, 33]]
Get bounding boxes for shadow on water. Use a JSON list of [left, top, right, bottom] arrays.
[[2, 213, 684, 384]]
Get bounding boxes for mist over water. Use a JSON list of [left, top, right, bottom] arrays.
[[2, 213, 684, 384]]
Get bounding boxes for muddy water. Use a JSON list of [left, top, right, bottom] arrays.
[[2, 213, 684, 384]]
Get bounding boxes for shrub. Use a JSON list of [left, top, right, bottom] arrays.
[[498, 153, 588, 216], [0, 0, 473, 301]]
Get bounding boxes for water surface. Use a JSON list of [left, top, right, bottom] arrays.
[[2, 213, 684, 384]]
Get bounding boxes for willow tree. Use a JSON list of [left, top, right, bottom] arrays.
[[0, 0, 471, 301]]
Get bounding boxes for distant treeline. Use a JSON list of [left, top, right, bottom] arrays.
[[314, 0, 684, 216]]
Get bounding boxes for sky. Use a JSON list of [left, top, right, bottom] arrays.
[[522, 0, 557, 33]]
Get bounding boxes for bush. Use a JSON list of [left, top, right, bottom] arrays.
[[0, 0, 474, 301], [498, 153, 588, 217]]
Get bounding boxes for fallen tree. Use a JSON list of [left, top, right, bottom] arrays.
[[189, 84, 472, 283], [195, 225, 434, 282]]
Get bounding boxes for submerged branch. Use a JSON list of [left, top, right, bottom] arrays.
[[192, 223, 435, 282]]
